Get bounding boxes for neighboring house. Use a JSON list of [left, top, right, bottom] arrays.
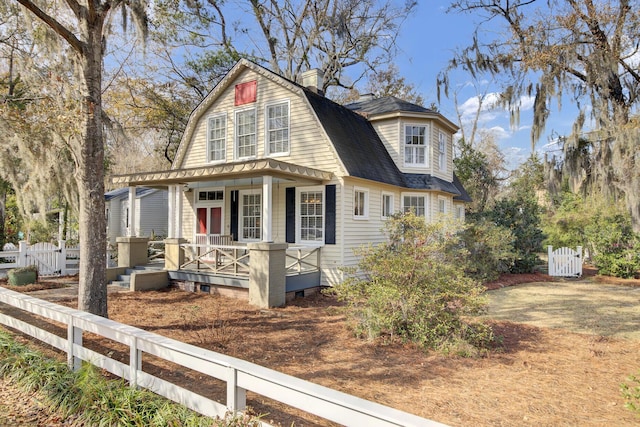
[[105, 187, 168, 245], [111, 59, 470, 293]]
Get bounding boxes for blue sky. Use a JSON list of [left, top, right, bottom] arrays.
[[388, 1, 575, 169]]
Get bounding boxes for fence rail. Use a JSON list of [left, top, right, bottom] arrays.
[[0, 287, 443, 427]]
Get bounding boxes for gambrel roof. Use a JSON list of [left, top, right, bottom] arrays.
[[113, 59, 470, 201]]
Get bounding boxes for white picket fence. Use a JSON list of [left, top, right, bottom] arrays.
[[0, 287, 444, 427], [548, 246, 583, 277], [0, 241, 79, 276]]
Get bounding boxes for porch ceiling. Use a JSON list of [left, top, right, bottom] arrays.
[[111, 159, 333, 187]]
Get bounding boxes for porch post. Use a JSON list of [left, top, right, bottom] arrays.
[[262, 175, 273, 242], [128, 186, 137, 237], [164, 238, 186, 271], [116, 236, 149, 268], [176, 185, 183, 239], [167, 185, 175, 238], [248, 242, 287, 308]]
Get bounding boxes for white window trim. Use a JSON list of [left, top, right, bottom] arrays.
[[195, 187, 225, 206], [207, 112, 226, 164], [353, 187, 369, 220], [403, 123, 429, 168], [296, 185, 325, 246], [381, 192, 394, 219], [238, 188, 262, 242], [401, 192, 429, 219], [265, 99, 290, 157], [438, 131, 447, 171], [235, 107, 257, 160], [437, 196, 448, 216]]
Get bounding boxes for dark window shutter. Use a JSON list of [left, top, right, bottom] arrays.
[[230, 190, 239, 241], [286, 187, 296, 243], [325, 184, 336, 245]]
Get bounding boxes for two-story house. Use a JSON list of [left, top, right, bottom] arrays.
[[111, 59, 470, 302]]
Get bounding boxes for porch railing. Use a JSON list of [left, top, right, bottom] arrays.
[[285, 246, 321, 275], [181, 242, 250, 277], [148, 240, 166, 261], [178, 241, 321, 278]]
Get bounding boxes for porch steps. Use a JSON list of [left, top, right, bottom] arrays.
[[110, 265, 165, 288]]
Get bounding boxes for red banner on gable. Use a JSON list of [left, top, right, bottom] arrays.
[[235, 80, 257, 106]]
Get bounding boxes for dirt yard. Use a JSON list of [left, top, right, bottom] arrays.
[[1, 272, 640, 426]]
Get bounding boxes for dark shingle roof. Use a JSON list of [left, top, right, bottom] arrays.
[[345, 96, 436, 115], [303, 89, 406, 187], [303, 90, 470, 201]]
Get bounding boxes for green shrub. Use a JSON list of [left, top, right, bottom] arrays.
[[7, 265, 38, 286], [460, 218, 516, 282], [332, 213, 491, 353], [585, 212, 640, 278], [621, 372, 640, 415], [485, 196, 545, 273]]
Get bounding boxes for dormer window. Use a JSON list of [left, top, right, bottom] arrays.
[[404, 125, 427, 167]]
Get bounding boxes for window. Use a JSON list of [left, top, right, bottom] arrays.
[[354, 188, 368, 219], [404, 125, 427, 166], [236, 109, 256, 158], [455, 205, 465, 220], [381, 193, 394, 218], [207, 114, 226, 162], [402, 194, 426, 217], [240, 190, 261, 241], [298, 188, 324, 243], [198, 190, 224, 201], [266, 101, 289, 155], [438, 132, 447, 170], [438, 198, 446, 215]]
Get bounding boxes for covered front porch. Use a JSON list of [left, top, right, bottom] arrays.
[[111, 159, 334, 307]]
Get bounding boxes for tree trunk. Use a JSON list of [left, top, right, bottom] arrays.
[[76, 17, 108, 318]]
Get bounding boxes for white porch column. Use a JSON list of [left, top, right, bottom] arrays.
[[167, 185, 175, 238], [128, 186, 137, 237], [175, 184, 183, 239], [262, 175, 273, 242]]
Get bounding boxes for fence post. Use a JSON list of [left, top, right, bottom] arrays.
[[547, 245, 554, 276], [226, 366, 247, 411], [58, 240, 67, 276], [67, 316, 82, 371], [130, 337, 141, 388], [17, 241, 29, 268], [576, 246, 583, 276]]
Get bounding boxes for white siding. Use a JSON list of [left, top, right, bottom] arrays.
[[137, 191, 169, 239], [180, 69, 343, 176], [370, 119, 401, 166], [106, 200, 122, 245]]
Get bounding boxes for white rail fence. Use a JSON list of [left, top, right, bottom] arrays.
[[0, 287, 443, 427], [0, 241, 79, 276], [548, 246, 583, 277]]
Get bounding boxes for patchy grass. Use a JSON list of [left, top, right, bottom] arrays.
[[486, 280, 640, 340]]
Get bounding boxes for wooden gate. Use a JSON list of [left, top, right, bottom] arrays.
[[548, 246, 583, 277], [27, 242, 61, 276]]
